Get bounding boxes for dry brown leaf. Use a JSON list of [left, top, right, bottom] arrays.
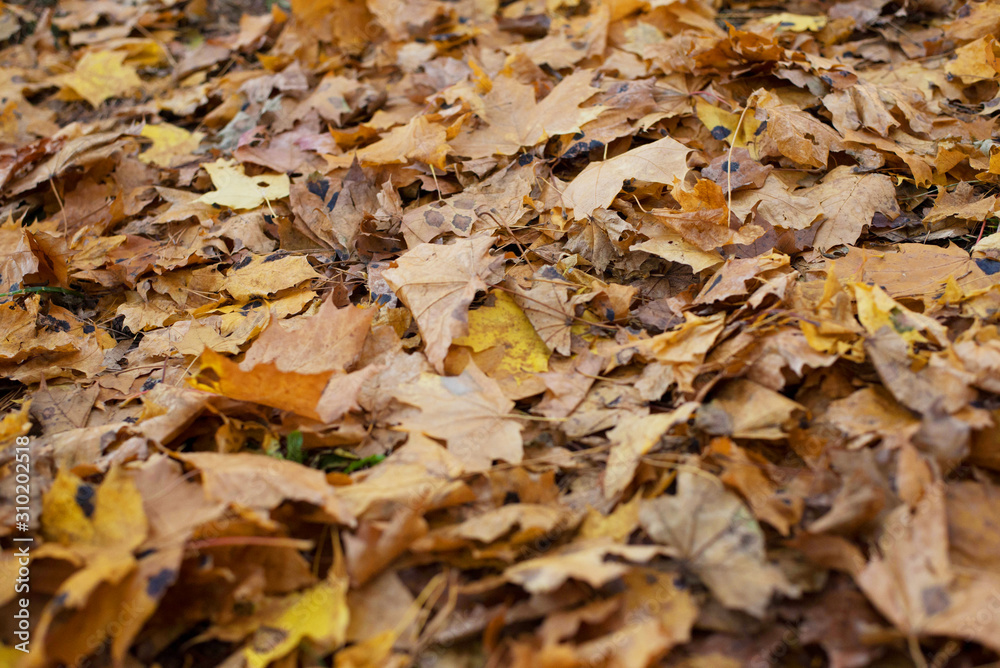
[[392, 365, 524, 471], [805, 166, 900, 251], [640, 470, 798, 617], [382, 235, 499, 371], [561, 136, 690, 220]]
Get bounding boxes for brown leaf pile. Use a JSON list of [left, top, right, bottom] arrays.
[[2, 0, 1000, 665]]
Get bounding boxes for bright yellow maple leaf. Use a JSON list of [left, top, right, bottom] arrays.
[[58, 51, 143, 108], [195, 159, 291, 210], [453, 290, 550, 377], [241, 576, 349, 668], [139, 123, 204, 167]]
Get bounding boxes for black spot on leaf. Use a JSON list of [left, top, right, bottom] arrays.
[[147, 569, 177, 598], [976, 258, 1000, 275], [232, 255, 253, 270], [710, 125, 730, 140], [75, 484, 96, 518], [307, 179, 329, 200]]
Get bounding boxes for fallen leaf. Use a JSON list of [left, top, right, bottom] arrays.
[[196, 158, 291, 210], [640, 470, 798, 616], [57, 50, 142, 107], [392, 365, 523, 470], [805, 166, 900, 251], [382, 235, 499, 372], [561, 136, 690, 220]]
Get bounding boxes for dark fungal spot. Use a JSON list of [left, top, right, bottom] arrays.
[[453, 214, 473, 231], [976, 258, 1000, 275], [83, 324, 95, 333], [232, 255, 253, 270], [517, 153, 533, 166], [710, 125, 730, 140], [755, 120, 767, 135], [327, 191, 339, 211], [573, 131, 585, 140], [723, 160, 739, 173], [141, 377, 160, 392], [307, 179, 329, 200], [38, 315, 71, 332], [75, 484, 96, 518], [263, 251, 284, 262], [425, 210, 446, 227], [564, 138, 604, 159], [146, 569, 177, 598], [622, 178, 637, 193]]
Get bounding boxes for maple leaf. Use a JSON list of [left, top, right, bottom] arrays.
[[392, 366, 524, 471], [805, 166, 900, 251], [57, 50, 142, 108], [453, 290, 551, 378], [640, 470, 799, 617], [139, 123, 205, 168], [242, 299, 374, 374], [748, 89, 844, 168], [450, 70, 604, 158], [561, 136, 690, 220], [189, 348, 333, 421], [382, 235, 499, 372], [324, 116, 451, 169], [196, 158, 291, 210], [857, 486, 1000, 653]]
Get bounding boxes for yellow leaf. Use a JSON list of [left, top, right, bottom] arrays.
[[945, 36, 1000, 85], [41, 466, 147, 553], [58, 51, 142, 108], [196, 159, 291, 210], [851, 282, 947, 348], [139, 123, 204, 167], [0, 400, 31, 448], [694, 100, 760, 151], [242, 577, 349, 668], [760, 13, 828, 31], [453, 290, 550, 377], [0, 644, 25, 667], [223, 254, 320, 302]]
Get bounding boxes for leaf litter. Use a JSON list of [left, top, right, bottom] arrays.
[[1, 0, 1000, 666]]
